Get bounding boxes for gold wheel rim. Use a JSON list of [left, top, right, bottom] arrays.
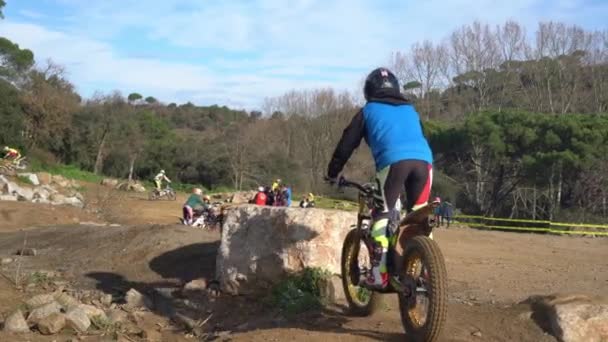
[[346, 241, 372, 306], [406, 253, 429, 328]]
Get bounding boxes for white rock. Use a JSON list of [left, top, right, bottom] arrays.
[[125, 288, 152, 309], [183, 278, 208, 292], [27, 301, 62, 324], [0, 194, 17, 201], [63, 196, 84, 208], [54, 292, 80, 311], [78, 304, 107, 321], [37, 313, 66, 335], [65, 307, 91, 332], [550, 302, 608, 342], [216, 205, 355, 295], [3, 310, 30, 333], [17, 173, 40, 186], [26, 293, 57, 309]]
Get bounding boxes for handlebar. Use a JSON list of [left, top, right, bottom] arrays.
[[333, 176, 376, 196]]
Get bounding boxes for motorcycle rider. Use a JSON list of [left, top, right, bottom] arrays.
[[326, 67, 434, 290], [183, 188, 206, 225], [2, 146, 22, 165], [154, 169, 171, 192]]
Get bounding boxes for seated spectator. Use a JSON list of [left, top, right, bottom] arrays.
[[253, 186, 267, 206], [283, 184, 292, 207], [265, 186, 275, 206], [299, 196, 309, 208]]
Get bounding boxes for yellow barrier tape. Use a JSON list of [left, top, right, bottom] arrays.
[[549, 222, 608, 229], [466, 223, 608, 236], [455, 215, 608, 229], [456, 215, 551, 224]]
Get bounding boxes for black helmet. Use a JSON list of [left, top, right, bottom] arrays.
[[363, 67, 400, 100]]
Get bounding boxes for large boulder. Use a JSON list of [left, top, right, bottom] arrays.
[[551, 303, 608, 342], [1, 179, 35, 201], [530, 294, 608, 342], [216, 205, 355, 295]]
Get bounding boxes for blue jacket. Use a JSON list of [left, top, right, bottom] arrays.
[[285, 187, 292, 207], [327, 92, 433, 177]]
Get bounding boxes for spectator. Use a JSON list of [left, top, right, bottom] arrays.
[[265, 186, 275, 206], [433, 197, 442, 227], [283, 185, 292, 207], [307, 192, 316, 208], [441, 199, 454, 228], [253, 186, 267, 206], [274, 188, 285, 206], [299, 196, 310, 208], [272, 178, 282, 192]]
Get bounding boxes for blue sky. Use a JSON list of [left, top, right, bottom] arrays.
[[1, 0, 607, 109]]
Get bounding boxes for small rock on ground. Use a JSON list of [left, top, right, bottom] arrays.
[[101, 294, 113, 307], [183, 278, 208, 291], [3, 310, 30, 333], [65, 307, 91, 332], [26, 293, 56, 309], [125, 288, 152, 309], [1, 257, 13, 265], [37, 313, 66, 335], [55, 292, 80, 310], [472, 330, 482, 337], [28, 301, 62, 324], [78, 304, 107, 321]]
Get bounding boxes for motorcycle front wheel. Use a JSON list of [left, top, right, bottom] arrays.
[[341, 228, 379, 316]]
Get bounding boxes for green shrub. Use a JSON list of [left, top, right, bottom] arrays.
[[270, 267, 331, 314]]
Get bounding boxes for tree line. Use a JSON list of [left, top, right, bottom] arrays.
[[1, 6, 607, 222]]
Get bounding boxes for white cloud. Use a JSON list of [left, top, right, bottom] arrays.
[[2, 0, 607, 109]]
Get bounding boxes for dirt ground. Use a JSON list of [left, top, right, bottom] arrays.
[[0, 183, 606, 341]]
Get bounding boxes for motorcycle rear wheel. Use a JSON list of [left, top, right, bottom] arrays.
[[397, 235, 447, 342]]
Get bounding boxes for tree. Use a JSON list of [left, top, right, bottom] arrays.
[[0, 38, 35, 83], [145, 96, 158, 104], [0, 79, 25, 148], [127, 92, 142, 104], [0, 1, 6, 19], [20, 62, 80, 153]]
